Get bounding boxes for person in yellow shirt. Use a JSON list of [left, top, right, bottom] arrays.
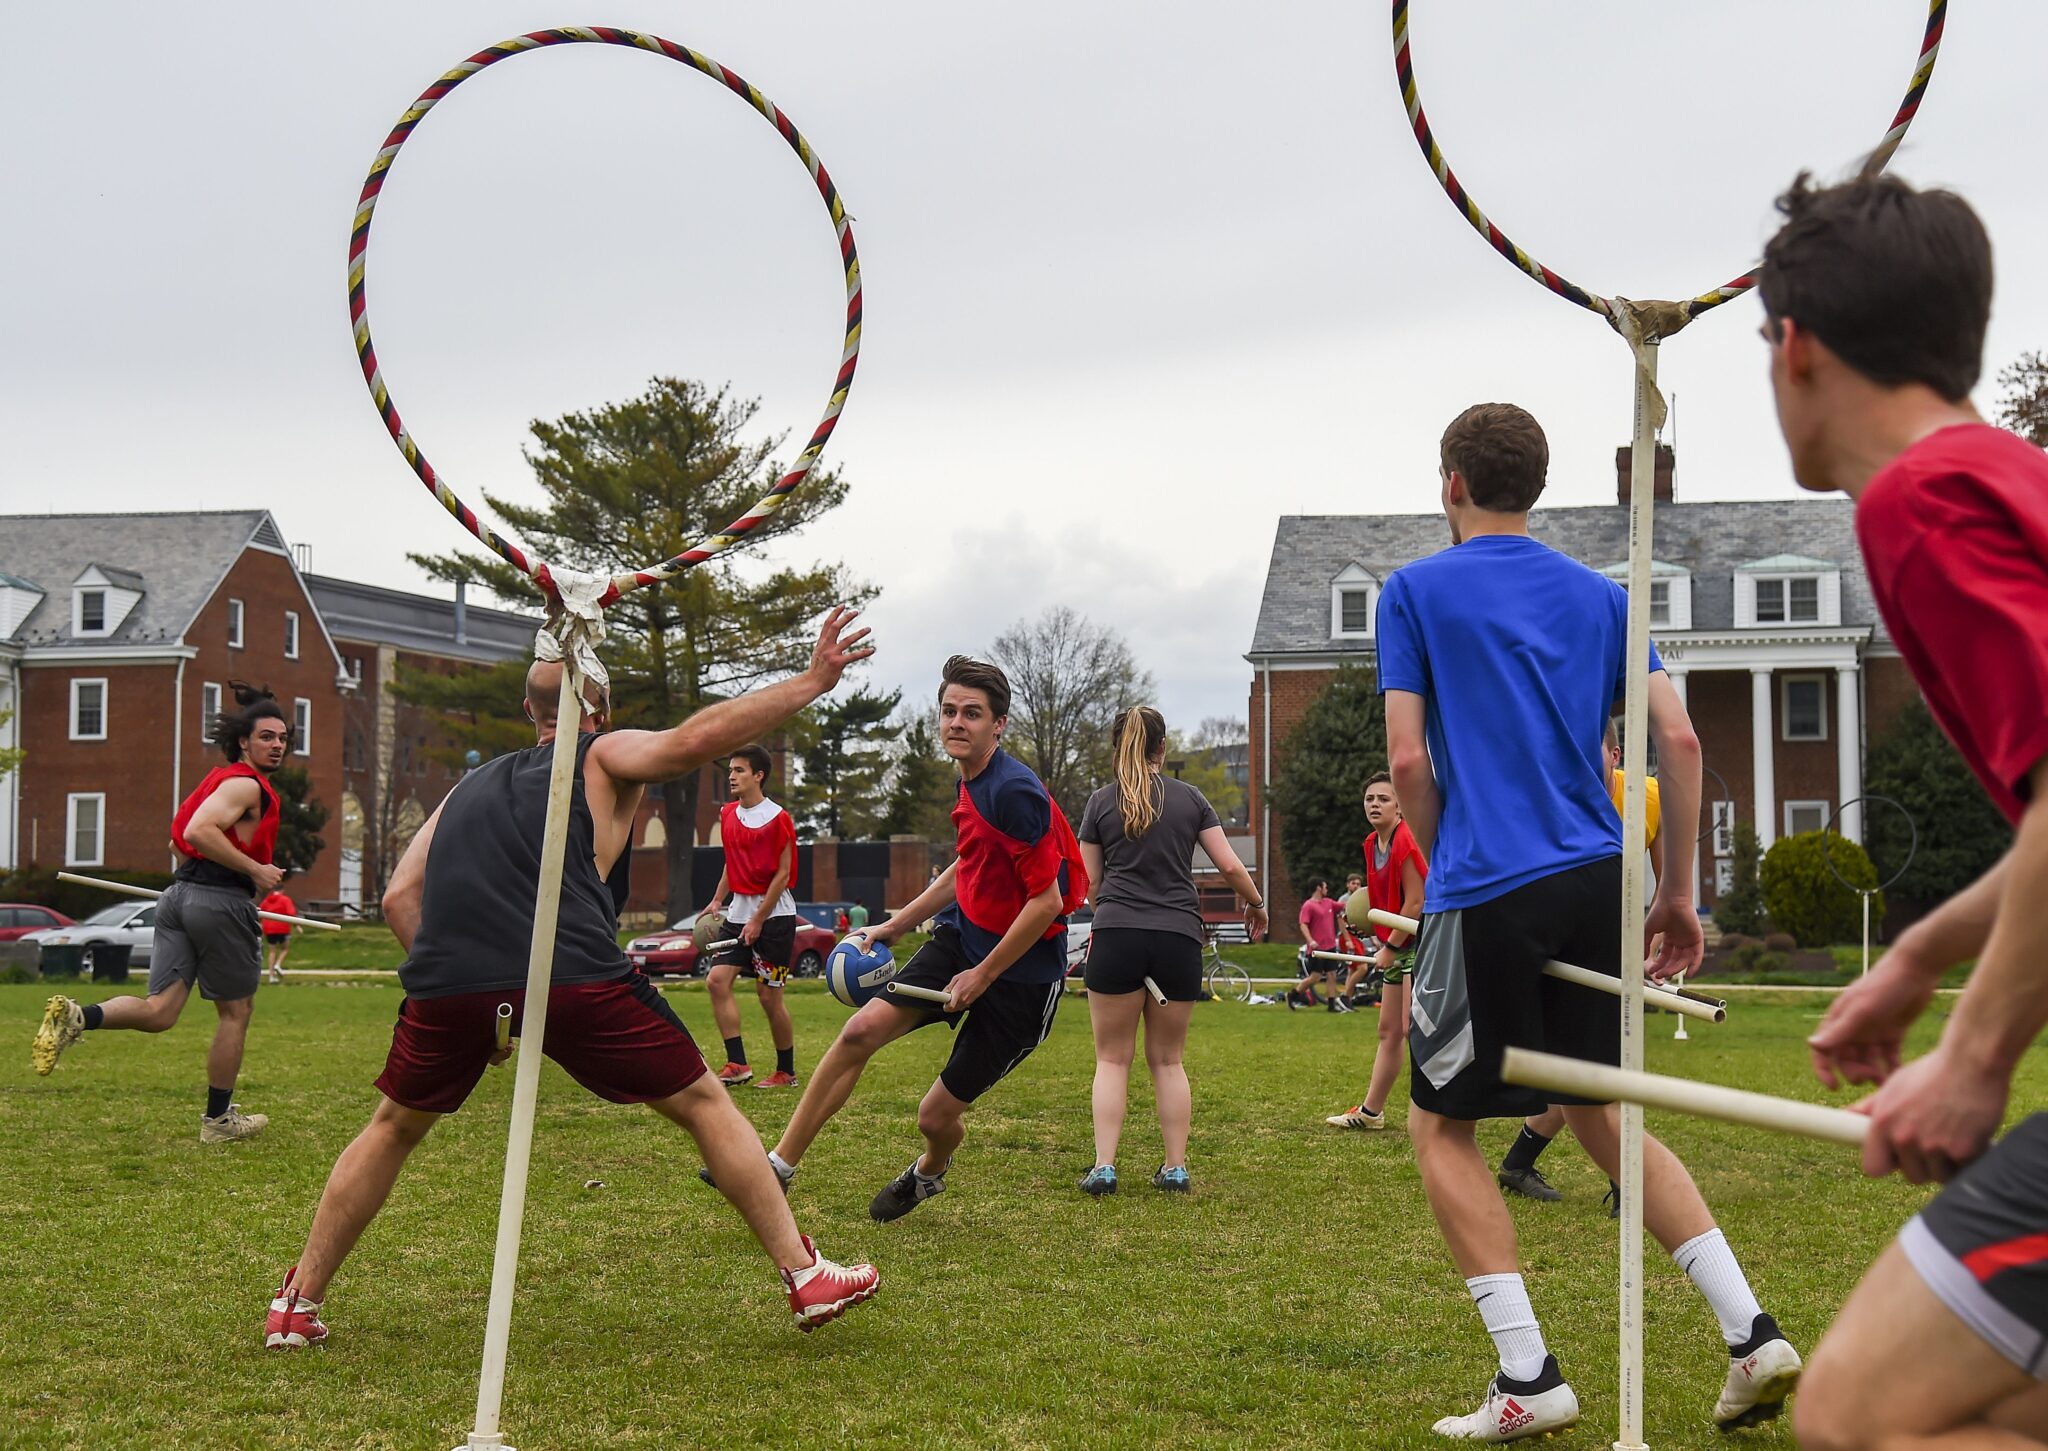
[[1496, 717, 1663, 1211]]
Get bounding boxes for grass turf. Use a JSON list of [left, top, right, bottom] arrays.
[[3, 979, 2036, 1449]]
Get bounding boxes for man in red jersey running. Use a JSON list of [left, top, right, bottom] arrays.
[[34, 682, 289, 1142], [1750, 172, 2048, 1451]]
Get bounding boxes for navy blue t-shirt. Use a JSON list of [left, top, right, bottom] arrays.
[[934, 749, 1071, 985], [1376, 534, 1663, 912]]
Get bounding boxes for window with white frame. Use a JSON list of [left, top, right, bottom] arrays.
[[1648, 579, 1671, 627], [1710, 801, 1735, 859], [1781, 674, 1827, 741], [66, 793, 105, 867], [1785, 800, 1832, 838], [1329, 563, 1378, 640], [70, 678, 108, 740], [294, 697, 311, 756], [1755, 576, 1821, 625], [284, 610, 300, 659], [77, 589, 107, 634], [227, 598, 245, 648], [201, 681, 221, 735], [1715, 860, 1735, 896]]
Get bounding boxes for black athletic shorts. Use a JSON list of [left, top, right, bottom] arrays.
[[1084, 928, 1203, 1001], [1407, 856, 1622, 1121], [890, 925, 1063, 1104], [1900, 1112, 2048, 1378], [708, 914, 796, 987]]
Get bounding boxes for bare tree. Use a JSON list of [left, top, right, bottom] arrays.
[[1996, 351, 2048, 446], [989, 607, 1154, 817]]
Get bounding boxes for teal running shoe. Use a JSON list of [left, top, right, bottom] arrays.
[[1079, 1164, 1118, 1196], [1152, 1166, 1191, 1193]]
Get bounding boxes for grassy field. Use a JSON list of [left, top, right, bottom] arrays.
[[3, 977, 2036, 1450]]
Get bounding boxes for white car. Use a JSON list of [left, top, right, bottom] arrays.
[[24, 900, 157, 968], [1063, 907, 1094, 974]]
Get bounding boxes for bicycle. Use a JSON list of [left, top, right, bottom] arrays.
[[1202, 932, 1252, 1003]]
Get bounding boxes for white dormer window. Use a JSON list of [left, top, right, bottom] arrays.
[[1598, 559, 1692, 631], [70, 564, 142, 638], [78, 590, 106, 634], [1737, 555, 1841, 629], [1330, 563, 1379, 640]]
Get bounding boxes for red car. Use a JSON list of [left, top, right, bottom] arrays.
[[626, 909, 838, 979], [0, 904, 76, 942]]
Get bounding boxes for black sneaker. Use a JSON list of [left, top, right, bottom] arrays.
[[1497, 1165, 1564, 1202], [1602, 1180, 1620, 1219], [870, 1159, 946, 1222]]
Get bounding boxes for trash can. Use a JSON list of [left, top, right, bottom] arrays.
[[90, 944, 132, 983], [39, 944, 88, 979]]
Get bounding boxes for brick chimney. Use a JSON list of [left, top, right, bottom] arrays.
[[1615, 443, 1675, 504]]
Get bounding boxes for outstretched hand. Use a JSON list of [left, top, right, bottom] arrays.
[[806, 605, 874, 689]]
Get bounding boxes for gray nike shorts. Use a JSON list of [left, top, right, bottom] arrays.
[[148, 881, 262, 1002]]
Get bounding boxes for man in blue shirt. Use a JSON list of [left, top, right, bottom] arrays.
[[1382, 403, 1796, 1441]]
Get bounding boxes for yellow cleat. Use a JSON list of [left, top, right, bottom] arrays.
[[31, 995, 84, 1077]]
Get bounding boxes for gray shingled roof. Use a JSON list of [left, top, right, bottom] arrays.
[[0, 511, 273, 648], [305, 574, 538, 664], [1250, 499, 1878, 655]]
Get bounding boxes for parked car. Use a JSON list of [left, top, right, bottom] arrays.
[[23, 900, 156, 967], [0, 904, 75, 942], [626, 907, 837, 979], [1063, 906, 1094, 975]]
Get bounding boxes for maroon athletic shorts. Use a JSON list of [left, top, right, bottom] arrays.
[[374, 970, 707, 1114]]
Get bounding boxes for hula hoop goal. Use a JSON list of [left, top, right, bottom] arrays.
[[1823, 794, 1919, 977], [348, 27, 862, 606], [1391, 0, 1946, 334]]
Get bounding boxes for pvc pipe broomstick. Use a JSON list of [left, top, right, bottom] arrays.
[[493, 1002, 515, 1064], [1365, 908, 1726, 1024], [1142, 975, 1168, 1006], [56, 871, 341, 931], [1310, 949, 1375, 965], [1500, 1048, 1869, 1147], [887, 981, 954, 1007]]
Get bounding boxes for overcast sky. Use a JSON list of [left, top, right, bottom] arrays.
[[5, 2, 2041, 733]]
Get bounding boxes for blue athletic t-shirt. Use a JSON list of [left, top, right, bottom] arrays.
[[1375, 534, 1663, 912]]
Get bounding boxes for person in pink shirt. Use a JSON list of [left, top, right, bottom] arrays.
[[1291, 879, 1345, 1012]]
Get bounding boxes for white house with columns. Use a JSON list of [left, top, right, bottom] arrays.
[[1242, 470, 1916, 935]]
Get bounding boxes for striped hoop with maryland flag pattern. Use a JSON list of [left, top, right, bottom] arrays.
[[349, 28, 861, 606]]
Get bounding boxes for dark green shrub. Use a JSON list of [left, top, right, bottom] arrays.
[[1763, 932, 1797, 953], [0, 865, 174, 919], [1761, 831, 1883, 947], [1713, 822, 1769, 936]]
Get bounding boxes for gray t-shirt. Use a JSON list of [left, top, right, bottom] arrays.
[[1078, 775, 1222, 941]]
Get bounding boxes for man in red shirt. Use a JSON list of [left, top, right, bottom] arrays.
[[260, 885, 297, 984], [34, 683, 289, 1142], [702, 746, 801, 1089], [1291, 879, 1343, 1011], [1328, 772, 1427, 1130], [1757, 172, 2048, 1450]]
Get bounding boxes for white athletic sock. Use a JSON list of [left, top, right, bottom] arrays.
[[768, 1150, 795, 1180], [1673, 1228, 1763, 1346], [1466, 1273, 1547, 1382]]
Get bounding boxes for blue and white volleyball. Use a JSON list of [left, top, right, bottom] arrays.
[[827, 938, 897, 1008]]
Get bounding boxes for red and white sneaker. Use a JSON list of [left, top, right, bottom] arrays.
[[716, 1062, 754, 1087], [781, 1234, 878, 1332], [1715, 1314, 1801, 1429], [264, 1267, 329, 1350], [752, 1070, 800, 1089], [1431, 1357, 1578, 1442]]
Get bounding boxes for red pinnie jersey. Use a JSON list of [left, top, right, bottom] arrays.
[[172, 764, 279, 866], [719, 799, 796, 895], [1362, 820, 1427, 943]]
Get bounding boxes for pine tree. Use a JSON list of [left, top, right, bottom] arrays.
[[1270, 666, 1389, 910], [785, 687, 902, 838], [269, 765, 330, 881], [1863, 698, 2013, 915]]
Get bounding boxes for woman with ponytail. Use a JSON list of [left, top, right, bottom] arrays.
[[1074, 706, 1266, 1195]]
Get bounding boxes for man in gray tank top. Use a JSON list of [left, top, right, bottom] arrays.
[[264, 609, 883, 1350]]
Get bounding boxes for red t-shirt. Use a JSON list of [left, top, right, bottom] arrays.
[[259, 892, 296, 937], [1363, 820, 1428, 943], [1298, 895, 1340, 951], [719, 799, 797, 896], [1858, 424, 2048, 825]]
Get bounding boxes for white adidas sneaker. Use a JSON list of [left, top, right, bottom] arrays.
[[200, 1104, 269, 1143], [1432, 1358, 1579, 1442], [1715, 1315, 1802, 1429]]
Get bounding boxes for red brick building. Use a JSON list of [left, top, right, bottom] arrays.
[[0, 512, 353, 897], [1245, 457, 1919, 937]]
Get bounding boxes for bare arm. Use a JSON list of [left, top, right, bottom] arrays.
[[1941, 775, 2048, 1079], [1196, 823, 1268, 939], [1078, 841, 1104, 906], [868, 862, 958, 946], [381, 796, 449, 954], [944, 879, 1063, 1009], [707, 869, 731, 917], [1385, 691, 1440, 860], [1643, 672, 1696, 907], [588, 607, 870, 787], [184, 777, 282, 892]]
